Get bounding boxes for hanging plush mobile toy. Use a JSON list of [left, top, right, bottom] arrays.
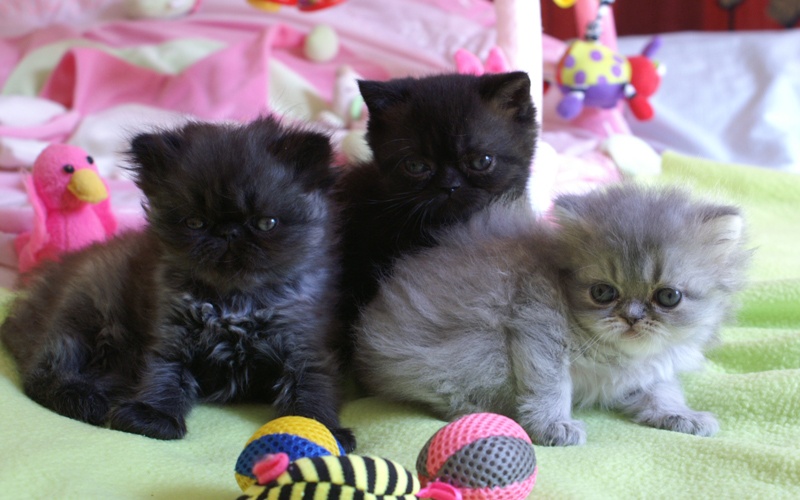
[[554, 0, 665, 121]]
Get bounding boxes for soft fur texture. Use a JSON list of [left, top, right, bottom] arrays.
[[334, 72, 538, 349], [0, 117, 355, 450], [353, 184, 751, 446]]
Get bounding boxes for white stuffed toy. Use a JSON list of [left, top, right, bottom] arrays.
[[126, 0, 201, 19]]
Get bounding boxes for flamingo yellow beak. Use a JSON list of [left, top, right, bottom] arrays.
[[553, 0, 578, 7], [247, 0, 281, 12], [67, 169, 109, 204]]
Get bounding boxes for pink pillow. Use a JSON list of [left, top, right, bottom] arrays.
[[0, 0, 124, 38]]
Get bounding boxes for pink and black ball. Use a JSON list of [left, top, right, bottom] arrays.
[[416, 413, 537, 500]]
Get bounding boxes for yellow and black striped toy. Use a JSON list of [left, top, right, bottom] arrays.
[[237, 453, 458, 500]]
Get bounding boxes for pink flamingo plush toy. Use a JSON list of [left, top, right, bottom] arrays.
[[15, 144, 117, 273]]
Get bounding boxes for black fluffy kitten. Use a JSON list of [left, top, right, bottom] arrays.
[[335, 72, 537, 338], [0, 117, 355, 450]]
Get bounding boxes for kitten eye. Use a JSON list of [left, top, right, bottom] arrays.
[[590, 284, 618, 304], [470, 154, 495, 171], [654, 288, 682, 308], [185, 217, 205, 230], [404, 159, 431, 175], [255, 217, 278, 232], [63, 164, 75, 174]]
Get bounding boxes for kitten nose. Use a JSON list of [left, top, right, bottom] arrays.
[[217, 223, 241, 240], [623, 316, 641, 326], [621, 301, 646, 325], [439, 167, 463, 196]]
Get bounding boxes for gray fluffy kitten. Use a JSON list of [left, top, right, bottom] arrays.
[[353, 185, 750, 446]]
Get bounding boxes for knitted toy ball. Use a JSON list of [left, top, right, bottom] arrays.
[[238, 453, 431, 500], [234, 416, 345, 491], [416, 413, 537, 500]]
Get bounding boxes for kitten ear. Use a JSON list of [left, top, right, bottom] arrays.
[[127, 130, 184, 192], [550, 192, 603, 257], [700, 210, 745, 263], [549, 193, 594, 255], [479, 71, 536, 124], [273, 128, 336, 191], [358, 79, 408, 116]]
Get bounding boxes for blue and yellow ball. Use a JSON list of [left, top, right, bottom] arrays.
[[234, 416, 345, 491]]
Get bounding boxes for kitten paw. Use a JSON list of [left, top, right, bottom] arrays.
[[530, 419, 587, 446], [330, 427, 357, 453], [33, 381, 109, 426], [109, 402, 187, 440], [640, 411, 719, 436], [647, 411, 719, 437]]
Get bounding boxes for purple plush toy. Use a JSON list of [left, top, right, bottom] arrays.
[[555, 36, 664, 121]]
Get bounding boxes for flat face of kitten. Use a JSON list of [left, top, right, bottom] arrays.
[[553, 185, 749, 359], [129, 117, 335, 292], [358, 72, 537, 226]]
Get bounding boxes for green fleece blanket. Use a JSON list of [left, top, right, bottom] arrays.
[[1, 151, 798, 499]]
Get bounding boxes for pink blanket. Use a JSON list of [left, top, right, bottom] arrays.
[[0, 0, 621, 287], [0, 15, 389, 284]]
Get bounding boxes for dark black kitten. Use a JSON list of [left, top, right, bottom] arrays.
[[335, 72, 537, 337], [0, 117, 355, 450]]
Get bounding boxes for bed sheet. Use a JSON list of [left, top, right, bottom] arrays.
[[617, 29, 800, 173], [1, 151, 799, 499]]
